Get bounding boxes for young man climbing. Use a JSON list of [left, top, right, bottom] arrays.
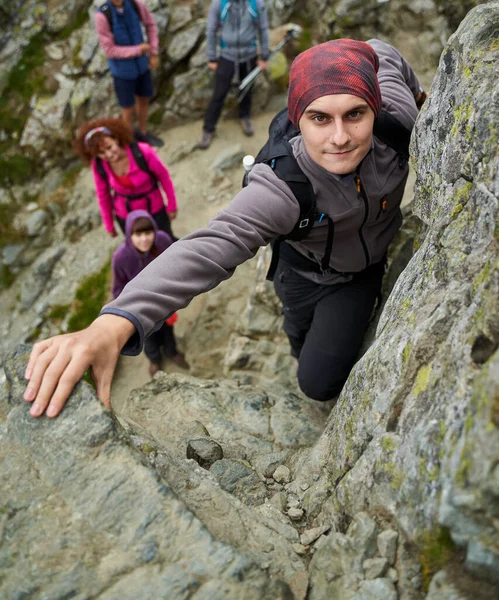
[[95, 0, 164, 147], [25, 38, 426, 418], [198, 0, 270, 149]]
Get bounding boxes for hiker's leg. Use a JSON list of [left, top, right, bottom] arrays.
[[152, 208, 177, 241], [161, 324, 178, 358], [136, 96, 149, 135], [203, 57, 235, 133], [135, 70, 154, 134], [273, 262, 324, 359], [238, 57, 258, 119], [144, 329, 162, 365], [115, 215, 126, 234], [114, 76, 136, 129], [297, 261, 385, 401]]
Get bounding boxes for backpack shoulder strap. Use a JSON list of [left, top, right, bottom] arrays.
[[129, 0, 142, 22], [220, 0, 231, 21], [130, 142, 157, 184], [95, 157, 109, 185], [373, 109, 412, 161], [99, 2, 113, 31], [247, 0, 259, 19]]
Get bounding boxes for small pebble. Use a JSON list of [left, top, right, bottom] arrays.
[[288, 507, 304, 520], [300, 483, 309, 491], [273, 465, 291, 484], [313, 474, 320, 481], [292, 543, 308, 556]]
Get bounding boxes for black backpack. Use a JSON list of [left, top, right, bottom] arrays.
[[243, 107, 412, 280], [99, 0, 142, 32], [96, 141, 158, 213]]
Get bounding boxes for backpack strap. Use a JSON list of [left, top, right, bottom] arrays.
[[373, 110, 412, 161], [220, 0, 258, 21], [129, 141, 157, 187], [99, 0, 142, 33], [95, 157, 109, 186]]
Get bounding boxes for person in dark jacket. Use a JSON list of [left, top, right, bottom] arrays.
[[112, 210, 189, 375], [95, 0, 163, 147], [25, 38, 426, 418], [198, 0, 270, 149]]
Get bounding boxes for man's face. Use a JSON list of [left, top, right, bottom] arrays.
[[298, 94, 375, 175]]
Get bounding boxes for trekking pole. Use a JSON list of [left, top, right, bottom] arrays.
[[237, 26, 302, 103]]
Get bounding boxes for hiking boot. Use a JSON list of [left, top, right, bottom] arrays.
[[240, 118, 254, 137], [149, 362, 161, 376], [171, 352, 190, 370], [144, 132, 164, 147], [198, 130, 213, 149]]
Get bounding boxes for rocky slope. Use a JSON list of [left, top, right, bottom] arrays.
[[1, 1, 498, 599]]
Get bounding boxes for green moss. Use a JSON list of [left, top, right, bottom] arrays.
[[0, 264, 15, 289], [451, 102, 472, 138], [463, 66, 473, 78], [149, 111, 164, 127], [59, 9, 89, 39], [473, 260, 490, 294], [420, 526, 456, 591], [451, 203, 463, 218], [402, 342, 411, 365], [0, 201, 26, 246], [0, 154, 34, 187], [48, 304, 71, 321], [455, 181, 472, 203], [464, 413, 474, 433], [455, 443, 473, 487], [413, 364, 432, 396], [67, 260, 112, 333], [381, 435, 397, 452]]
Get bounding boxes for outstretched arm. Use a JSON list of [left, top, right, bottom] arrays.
[[24, 164, 300, 417]]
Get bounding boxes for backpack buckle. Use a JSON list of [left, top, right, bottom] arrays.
[[320, 267, 333, 276], [298, 218, 309, 229]]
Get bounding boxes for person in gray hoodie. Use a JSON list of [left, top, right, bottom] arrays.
[[24, 38, 426, 418], [198, 0, 270, 149]]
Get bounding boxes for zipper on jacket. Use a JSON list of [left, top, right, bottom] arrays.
[[376, 197, 388, 220], [355, 174, 370, 269]]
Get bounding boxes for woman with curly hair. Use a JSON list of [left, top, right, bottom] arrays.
[[74, 117, 178, 239]]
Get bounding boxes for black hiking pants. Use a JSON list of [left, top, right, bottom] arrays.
[[203, 56, 258, 133], [144, 323, 177, 365], [273, 259, 385, 402]]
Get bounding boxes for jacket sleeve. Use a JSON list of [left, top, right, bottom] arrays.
[[91, 160, 115, 232], [95, 11, 144, 59], [100, 164, 300, 354], [206, 0, 221, 61], [136, 0, 159, 55], [257, 0, 270, 60], [367, 39, 421, 131], [111, 253, 128, 299], [139, 144, 178, 213]]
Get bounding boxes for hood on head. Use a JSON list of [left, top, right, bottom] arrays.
[[125, 210, 157, 247]]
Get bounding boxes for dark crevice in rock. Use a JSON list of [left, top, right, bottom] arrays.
[[471, 334, 498, 365]]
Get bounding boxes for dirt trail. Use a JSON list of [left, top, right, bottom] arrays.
[[111, 98, 417, 409], [111, 100, 288, 407]]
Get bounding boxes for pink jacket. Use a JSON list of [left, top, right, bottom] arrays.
[[95, 0, 159, 58], [91, 142, 177, 232]]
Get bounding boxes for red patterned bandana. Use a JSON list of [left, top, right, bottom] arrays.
[[288, 39, 382, 127]]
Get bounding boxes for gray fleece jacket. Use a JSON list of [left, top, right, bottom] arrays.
[[102, 39, 421, 355], [206, 0, 270, 63]]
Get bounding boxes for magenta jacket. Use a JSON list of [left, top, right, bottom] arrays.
[[91, 142, 178, 233], [112, 210, 173, 298]]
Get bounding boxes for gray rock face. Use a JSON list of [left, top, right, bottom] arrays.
[[291, 1, 499, 595], [0, 346, 292, 599]]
